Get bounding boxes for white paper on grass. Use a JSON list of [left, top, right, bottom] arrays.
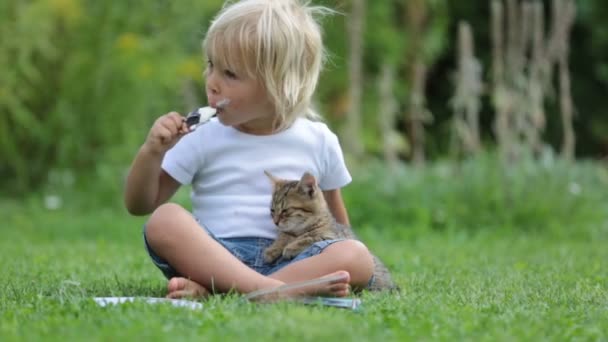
[[93, 297, 203, 310], [297, 297, 362, 310]]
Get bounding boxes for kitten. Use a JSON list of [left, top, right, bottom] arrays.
[[263, 171, 337, 263], [262, 171, 400, 292]]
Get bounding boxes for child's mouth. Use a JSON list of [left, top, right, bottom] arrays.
[[216, 99, 230, 108], [215, 99, 230, 117], [216, 99, 230, 114]]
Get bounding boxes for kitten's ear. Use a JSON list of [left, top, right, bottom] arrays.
[[264, 170, 280, 186], [298, 172, 317, 197]]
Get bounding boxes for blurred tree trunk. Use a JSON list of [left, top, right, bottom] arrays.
[[548, 0, 576, 160], [492, 0, 576, 163], [343, 0, 365, 158], [526, 1, 548, 156], [378, 63, 400, 170], [491, 0, 510, 162], [450, 21, 483, 157], [405, 0, 432, 166], [491, 0, 524, 165], [409, 60, 430, 166]]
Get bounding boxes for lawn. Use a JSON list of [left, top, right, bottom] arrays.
[[2, 160, 608, 341]]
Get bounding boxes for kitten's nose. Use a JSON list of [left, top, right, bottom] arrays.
[[273, 217, 280, 225]]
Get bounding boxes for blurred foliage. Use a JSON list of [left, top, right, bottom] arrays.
[[1, 0, 608, 194], [343, 152, 608, 238], [430, 0, 608, 159], [6, 152, 608, 239], [0, 0, 224, 192]]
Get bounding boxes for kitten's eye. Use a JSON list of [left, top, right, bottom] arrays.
[[270, 208, 275, 215]]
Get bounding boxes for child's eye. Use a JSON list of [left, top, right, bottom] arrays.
[[224, 69, 237, 79], [206, 60, 213, 68]]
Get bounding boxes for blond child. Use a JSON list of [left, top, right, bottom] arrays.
[[124, 0, 374, 299]]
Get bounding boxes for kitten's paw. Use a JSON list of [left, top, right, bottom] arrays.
[[281, 247, 302, 260], [263, 248, 281, 263]]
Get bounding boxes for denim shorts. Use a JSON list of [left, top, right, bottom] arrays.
[[143, 223, 345, 279]]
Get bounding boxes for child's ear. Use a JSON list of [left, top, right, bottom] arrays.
[[298, 172, 317, 197]]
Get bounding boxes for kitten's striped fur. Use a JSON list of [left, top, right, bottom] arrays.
[[263, 171, 400, 292], [263, 171, 337, 263]]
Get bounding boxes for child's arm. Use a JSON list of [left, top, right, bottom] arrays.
[[124, 112, 188, 215], [323, 189, 350, 226]]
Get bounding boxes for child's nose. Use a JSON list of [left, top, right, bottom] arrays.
[[206, 82, 219, 96]]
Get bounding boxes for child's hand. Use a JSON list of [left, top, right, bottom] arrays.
[[143, 112, 190, 155]]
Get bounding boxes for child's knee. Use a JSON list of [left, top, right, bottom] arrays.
[[342, 240, 372, 260], [156, 202, 186, 214], [328, 240, 373, 268], [150, 203, 186, 224], [332, 240, 374, 284], [146, 203, 187, 245]]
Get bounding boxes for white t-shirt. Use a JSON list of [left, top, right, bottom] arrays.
[[161, 117, 352, 239]]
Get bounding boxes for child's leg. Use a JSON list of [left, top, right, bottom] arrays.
[[268, 240, 375, 290], [145, 203, 350, 297]]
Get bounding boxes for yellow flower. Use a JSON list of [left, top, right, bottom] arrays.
[[48, 0, 82, 23], [115, 33, 140, 54]]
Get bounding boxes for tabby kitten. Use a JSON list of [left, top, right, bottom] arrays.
[[263, 171, 337, 263]]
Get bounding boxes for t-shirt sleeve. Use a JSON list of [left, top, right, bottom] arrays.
[[161, 133, 203, 185], [319, 129, 352, 190]]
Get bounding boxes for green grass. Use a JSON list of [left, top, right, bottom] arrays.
[[2, 159, 608, 341]]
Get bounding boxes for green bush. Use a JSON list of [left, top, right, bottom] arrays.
[[343, 153, 608, 237], [0, 0, 223, 193], [12, 151, 607, 240], [4, 0, 608, 195]]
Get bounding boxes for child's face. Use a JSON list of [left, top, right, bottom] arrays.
[[205, 58, 276, 133]]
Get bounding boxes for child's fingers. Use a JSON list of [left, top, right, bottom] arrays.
[[167, 111, 184, 125], [158, 121, 178, 138], [165, 111, 192, 135], [178, 120, 191, 134], [163, 112, 185, 132], [155, 126, 175, 144], [146, 111, 191, 151]]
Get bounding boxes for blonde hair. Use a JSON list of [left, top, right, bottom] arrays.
[[203, 0, 333, 130]]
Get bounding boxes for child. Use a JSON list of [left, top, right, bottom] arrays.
[[124, 0, 374, 300]]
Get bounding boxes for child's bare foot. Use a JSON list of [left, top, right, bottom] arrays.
[[247, 270, 351, 302], [166, 277, 211, 299]]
